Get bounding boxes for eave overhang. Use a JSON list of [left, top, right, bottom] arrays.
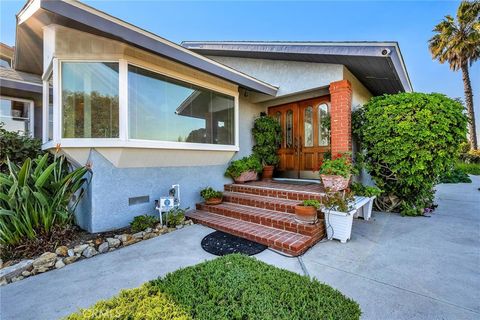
[[14, 0, 278, 96]]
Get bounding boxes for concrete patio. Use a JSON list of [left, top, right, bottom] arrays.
[[1, 176, 479, 320]]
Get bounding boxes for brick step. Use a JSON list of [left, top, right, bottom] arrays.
[[196, 202, 324, 237], [222, 191, 301, 214], [224, 183, 324, 201], [187, 210, 317, 256]]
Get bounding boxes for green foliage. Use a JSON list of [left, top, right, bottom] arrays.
[[353, 92, 467, 215], [130, 214, 158, 233], [165, 207, 186, 228], [351, 182, 383, 197], [252, 114, 282, 166], [456, 161, 480, 176], [200, 187, 223, 200], [459, 149, 480, 164], [65, 283, 191, 320], [438, 166, 472, 183], [318, 153, 356, 178], [67, 254, 361, 320], [0, 123, 43, 173], [0, 153, 89, 245], [322, 191, 355, 213], [301, 199, 322, 209], [225, 155, 262, 178]]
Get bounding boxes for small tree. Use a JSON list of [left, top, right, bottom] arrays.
[[354, 93, 467, 216], [252, 114, 282, 166]]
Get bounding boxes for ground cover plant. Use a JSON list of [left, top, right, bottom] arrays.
[[130, 214, 158, 233], [456, 161, 480, 176], [66, 254, 361, 320], [353, 92, 467, 215]]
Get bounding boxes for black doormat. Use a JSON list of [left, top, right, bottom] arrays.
[[201, 231, 267, 256]]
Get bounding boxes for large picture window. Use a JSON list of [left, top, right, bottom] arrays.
[[61, 62, 119, 138], [128, 65, 235, 145]]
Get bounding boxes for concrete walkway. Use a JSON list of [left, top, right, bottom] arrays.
[[1, 176, 479, 319]]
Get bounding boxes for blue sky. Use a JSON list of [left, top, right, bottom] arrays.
[[1, 0, 478, 132]]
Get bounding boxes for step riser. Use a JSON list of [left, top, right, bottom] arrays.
[[225, 184, 322, 201], [223, 194, 297, 213], [188, 215, 312, 256], [196, 203, 325, 237]]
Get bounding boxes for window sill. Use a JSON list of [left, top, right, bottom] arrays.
[[42, 139, 239, 152]]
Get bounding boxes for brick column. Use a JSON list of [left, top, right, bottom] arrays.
[[329, 80, 352, 157]]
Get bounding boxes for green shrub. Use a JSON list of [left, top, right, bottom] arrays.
[[200, 187, 223, 201], [67, 254, 361, 320], [65, 283, 191, 320], [456, 161, 480, 176], [301, 199, 321, 209], [318, 153, 356, 177], [252, 114, 282, 166], [351, 182, 383, 197], [0, 123, 43, 173], [130, 214, 158, 233], [0, 153, 89, 245], [165, 207, 186, 228], [438, 166, 472, 183], [353, 93, 467, 215], [225, 155, 262, 178], [459, 149, 480, 164]]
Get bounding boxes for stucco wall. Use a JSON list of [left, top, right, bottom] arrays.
[[343, 66, 373, 110], [206, 56, 344, 103]]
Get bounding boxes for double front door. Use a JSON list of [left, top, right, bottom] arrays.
[[268, 97, 330, 179]]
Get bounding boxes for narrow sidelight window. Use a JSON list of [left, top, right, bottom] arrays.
[[61, 62, 119, 138]]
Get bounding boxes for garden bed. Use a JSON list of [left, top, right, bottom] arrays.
[[0, 219, 194, 286], [66, 254, 361, 320]]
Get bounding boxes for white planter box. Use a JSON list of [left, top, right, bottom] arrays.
[[324, 209, 356, 243], [354, 196, 376, 221]]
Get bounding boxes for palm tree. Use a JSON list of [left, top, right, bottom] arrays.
[[429, 0, 480, 150]]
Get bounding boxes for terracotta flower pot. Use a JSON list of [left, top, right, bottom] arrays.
[[205, 197, 223, 205], [234, 170, 258, 184], [262, 165, 274, 181], [320, 174, 351, 191], [294, 205, 318, 224]]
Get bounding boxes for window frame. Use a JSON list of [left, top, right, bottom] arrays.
[[43, 58, 239, 152], [0, 95, 34, 137]]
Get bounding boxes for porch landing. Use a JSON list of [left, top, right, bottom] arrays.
[[187, 181, 326, 256]]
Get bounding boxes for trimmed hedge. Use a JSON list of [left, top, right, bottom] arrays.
[[66, 254, 361, 320]]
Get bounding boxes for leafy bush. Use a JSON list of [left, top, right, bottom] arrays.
[[353, 93, 467, 215], [0, 123, 43, 173], [252, 114, 282, 166], [200, 187, 223, 200], [0, 153, 89, 246], [351, 182, 383, 197], [67, 254, 361, 320], [130, 214, 158, 233], [225, 155, 262, 178], [438, 166, 472, 183], [301, 199, 322, 209], [165, 207, 186, 228], [459, 149, 480, 164], [456, 161, 480, 176], [318, 153, 356, 178], [322, 191, 355, 213]]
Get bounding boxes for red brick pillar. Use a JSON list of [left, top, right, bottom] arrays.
[[329, 80, 352, 157]]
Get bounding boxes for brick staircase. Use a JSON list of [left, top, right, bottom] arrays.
[[187, 181, 326, 256]]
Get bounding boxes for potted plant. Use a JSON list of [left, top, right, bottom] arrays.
[[294, 199, 321, 224], [252, 113, 282, 181], [350, 182, 382, 221], [322, 191, 356, 243], [200, 187, 223, 205], [318, 153, 356, 191], [225, 155, 262, 183]]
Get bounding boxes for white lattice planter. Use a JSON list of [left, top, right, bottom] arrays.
[[324, 208, 356, 243], [353, 196, 376, 221]]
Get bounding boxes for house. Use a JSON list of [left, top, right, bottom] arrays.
[[0, 0, 412, 254]]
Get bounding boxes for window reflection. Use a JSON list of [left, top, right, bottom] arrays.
[[286, 109, 293, 148], [128, 65, 234, 145], [0, 98, 30, 135], [304, 106, 313, 147], [318, 103, 330, 146]]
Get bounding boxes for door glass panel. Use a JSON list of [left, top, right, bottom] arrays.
[[318, 103, 330, 146], [286, 109, 293, 148], [275, 111, 281, 124], [304, 106, 313, 147]]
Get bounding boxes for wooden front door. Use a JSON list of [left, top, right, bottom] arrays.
[[268, 97, 330, 179]]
